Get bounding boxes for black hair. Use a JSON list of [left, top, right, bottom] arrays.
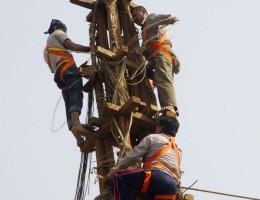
[[131, 6, 148, 15], [159, 115, 180, 137]]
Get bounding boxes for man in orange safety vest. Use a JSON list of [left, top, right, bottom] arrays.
[[131, 6, 181, 116], [43, 19, 90, 148], [109, 107, 182, 200]]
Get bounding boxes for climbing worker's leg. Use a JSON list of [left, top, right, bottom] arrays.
[[70, 111, 85, 147], [113, 169, 146, 200], [62, 91, 84, 147], [61, 64, 83, 117], [62, 64, 84, 146], [61, 89, 71, 128], [54, 65, 72, 128], [154, 52, 179, 115], [54, 63, 84, 147], [148, 170, 178, 200]]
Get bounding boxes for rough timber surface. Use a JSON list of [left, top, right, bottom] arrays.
[[70, 0, 163, 197]]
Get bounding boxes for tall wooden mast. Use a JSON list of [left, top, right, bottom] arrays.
[[70, 0, 158, 195], [69, 1, 195, 200]]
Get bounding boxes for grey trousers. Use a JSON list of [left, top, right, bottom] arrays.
[[154, 51, 179, 115]]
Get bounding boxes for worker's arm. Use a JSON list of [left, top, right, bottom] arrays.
[[108, 141, 149, 178], [146, 14, 177, 31], [156, 14, 178, 26], [63, 39, 90, 52], [117, 136, 151, 169]]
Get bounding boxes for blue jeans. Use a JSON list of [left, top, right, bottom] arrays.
[[114, 169, 178, 200], [54, 63, 83, 129]]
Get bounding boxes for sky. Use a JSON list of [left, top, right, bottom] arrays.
[[1, 0, 260, 200]]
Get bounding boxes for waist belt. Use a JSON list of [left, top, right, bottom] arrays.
[[56, 58, 75, 82], [46, 44, 75, 91], [56, 59, 75, 91]]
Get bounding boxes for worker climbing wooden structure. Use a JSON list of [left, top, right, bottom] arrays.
[[70, 1, 194, 200]]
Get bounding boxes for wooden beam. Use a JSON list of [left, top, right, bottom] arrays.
[[138, 101, 147, 111], [103, 102, 120, 117], [97, 119, 111, 137], [74, 125, 97, 140], [88, 117, 104, 127], [184, 194, 194, 200], [132, 112, 156, 130], [83, 79, 93, 93], [141, 104, 158, 116], [119, 96, 140, 115], [78, 65, 96, 79], [86, 10, 93, 22], [125, 58, 139, 71], [96, 46, 115, 60], [129, 2, 138, 10], [80, 139, 96, 153], [113, 46, 129, 60], [70, 0, 96, 10]]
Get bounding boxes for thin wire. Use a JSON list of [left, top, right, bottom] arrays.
[[51, 95, 66, 132], [180, 180, 198, 195], [180, 186, 260, 200]]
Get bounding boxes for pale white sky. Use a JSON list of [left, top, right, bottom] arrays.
[[1, 0, 260, 200]]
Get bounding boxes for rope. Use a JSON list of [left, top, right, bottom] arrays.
[[181, 186, 260, 200], [104, 0, 120, 50], [102, 57, 134, 161]]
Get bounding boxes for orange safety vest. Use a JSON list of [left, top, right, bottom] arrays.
[[141, 135, 180, 200], [45, 44, 75, 91], [142, 25, 174, 64]]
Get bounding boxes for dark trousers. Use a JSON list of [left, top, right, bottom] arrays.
[[114, 169, 178, 200], [54, 63, 83, 129]]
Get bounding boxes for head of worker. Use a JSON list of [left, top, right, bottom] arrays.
[[157, 108, 179, 137], [131, 6, 148, 26], [44, 19, 67, 35]]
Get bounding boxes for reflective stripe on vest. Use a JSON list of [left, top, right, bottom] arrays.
[[45, 44, 75, 82], [143, 26, 174, 64], [141, 135, 180, 195]]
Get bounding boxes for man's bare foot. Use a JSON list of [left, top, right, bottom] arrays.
[[72, 132, 85, 147]]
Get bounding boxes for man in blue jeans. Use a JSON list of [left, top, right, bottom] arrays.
[[43, 19, 90, 148], [109, 108, 182, 200]]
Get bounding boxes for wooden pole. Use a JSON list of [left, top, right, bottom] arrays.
[[93, 1, 115, 193]]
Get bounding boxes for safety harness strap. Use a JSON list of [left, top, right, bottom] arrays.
[[143, 26, 174, 64], [46, 44, 75, 87], [144, 140, 172, 168], [141, 136, 180, 195], [141, 170, 151, 193], [148, 162, 178, 181]]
